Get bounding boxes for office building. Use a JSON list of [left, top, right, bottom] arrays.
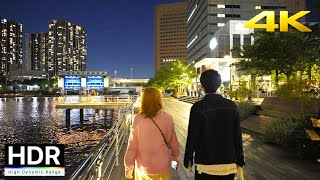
[[0, 17, 22, 76], [155, 2, 188, 70], [186, 0, 306, 64], [194, 20, 254, 81], [26, 32, 48, 72], [48, 19, 87, 78]]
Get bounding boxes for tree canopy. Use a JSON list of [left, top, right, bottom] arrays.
[[232, 24, 320, 87], [147, 60, 197, 91]]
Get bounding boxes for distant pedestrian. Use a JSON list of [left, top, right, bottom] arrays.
[[124, 87, 180, 180], [184, 69, 245, 180]]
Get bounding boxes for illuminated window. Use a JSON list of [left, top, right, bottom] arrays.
[[218, 14, 225, 18], [218, 23, 225, 27], [217, 4, 225, 8], [255, 6, 261, 9]]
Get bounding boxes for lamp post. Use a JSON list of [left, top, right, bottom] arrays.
[[114, 70, 117, 87]]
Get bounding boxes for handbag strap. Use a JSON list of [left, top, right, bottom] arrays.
[[151, 118, 170, 149]]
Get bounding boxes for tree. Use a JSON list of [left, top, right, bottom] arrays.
[[232, 45, 269, 90], [232, 28, 310, 87], [301, 23, 320, 80], [148, 60, 197, 92]]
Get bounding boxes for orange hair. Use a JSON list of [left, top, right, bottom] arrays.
[[140, 87, 163, 118]]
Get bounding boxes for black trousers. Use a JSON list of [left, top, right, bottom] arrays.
[[195, 170, 235, 180]]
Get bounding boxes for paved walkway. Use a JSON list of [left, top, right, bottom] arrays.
[[111, 98, 320, 180]]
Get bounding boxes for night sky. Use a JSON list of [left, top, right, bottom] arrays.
[[1, 0, 319, 79], [1, 0, 183, 79]]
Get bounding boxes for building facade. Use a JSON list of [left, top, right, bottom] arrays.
[[48, 19, 87, 78], [0, 17, 23, 76], [8, 69, 48, 81], [194, 20, 254, 81], [58, 71, 108, 92], [186, 0, 306, 64], [26, 32, 48, 72], [155, 2, 188, 70]]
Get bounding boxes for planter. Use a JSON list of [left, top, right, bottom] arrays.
[[260, 97, 320, 119]]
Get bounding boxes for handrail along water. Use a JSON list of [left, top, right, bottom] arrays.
[[69, 95, 138, 180]]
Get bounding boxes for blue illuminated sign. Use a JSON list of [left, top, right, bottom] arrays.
[[64, 76, 81, 90], [86, 77, 104, 89]]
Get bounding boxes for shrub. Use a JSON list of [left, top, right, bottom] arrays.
[[227, 80, 251, 102], [237, 101, 257, 121], [265, 116, 310, 147], [275, 79, 308, 98]]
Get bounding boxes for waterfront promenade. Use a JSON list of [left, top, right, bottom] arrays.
[[111, 98, 320, 180]]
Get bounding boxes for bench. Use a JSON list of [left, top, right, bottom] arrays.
[[305, 130, 320, 141]]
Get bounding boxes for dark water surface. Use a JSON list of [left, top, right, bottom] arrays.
[[0, 97, 114, 179]]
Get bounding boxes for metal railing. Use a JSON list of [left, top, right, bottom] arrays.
[[69, 100, 135, 180], [57, 95, 138, 104]]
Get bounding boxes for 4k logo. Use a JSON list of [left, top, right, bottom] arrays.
[[244, 11, 311, 32]]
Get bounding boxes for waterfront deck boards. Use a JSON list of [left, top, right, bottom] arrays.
[[110, 98, 320, 180], [240, 115, 276, 135]]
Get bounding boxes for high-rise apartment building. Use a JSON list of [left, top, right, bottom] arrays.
[[155, 2, 188, 70], [0, 17, 22, 76], [186, 0, 306, 64], [26, 32, 48, 72], [48, 19, 87, 77]]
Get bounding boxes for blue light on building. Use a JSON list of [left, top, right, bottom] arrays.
[[86, 76, 104, 89], [64, 76, 81, 90], [58, 71, 109, 92]]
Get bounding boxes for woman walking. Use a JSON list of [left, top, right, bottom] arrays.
[[124, 87, 180, 180]]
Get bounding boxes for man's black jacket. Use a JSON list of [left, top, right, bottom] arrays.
[[183, 94, 245, 168]]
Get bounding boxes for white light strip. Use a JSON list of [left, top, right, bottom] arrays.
[[187, 35, 198, 48], [187, 4, 198, 22], [218, 23, 225, 27], [217, 4, 225, 8]]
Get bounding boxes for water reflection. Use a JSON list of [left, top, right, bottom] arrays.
[[0, 97, 114, 178]]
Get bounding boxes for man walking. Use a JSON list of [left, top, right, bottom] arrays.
[[184, 69, 245, 180]]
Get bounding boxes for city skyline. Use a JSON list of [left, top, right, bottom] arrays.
[[1, 0, 185, 79], [1, 0, 318, 79]]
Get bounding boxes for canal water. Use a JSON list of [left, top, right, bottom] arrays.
[[0, 97, 114, 179]]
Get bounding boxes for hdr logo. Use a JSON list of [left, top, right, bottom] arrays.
[[4, 144, 65, 177], [244, 11, 312, 32]]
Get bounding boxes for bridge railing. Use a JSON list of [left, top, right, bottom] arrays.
[[68, 99, 136, 180], [57, 95, 138, 104]]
